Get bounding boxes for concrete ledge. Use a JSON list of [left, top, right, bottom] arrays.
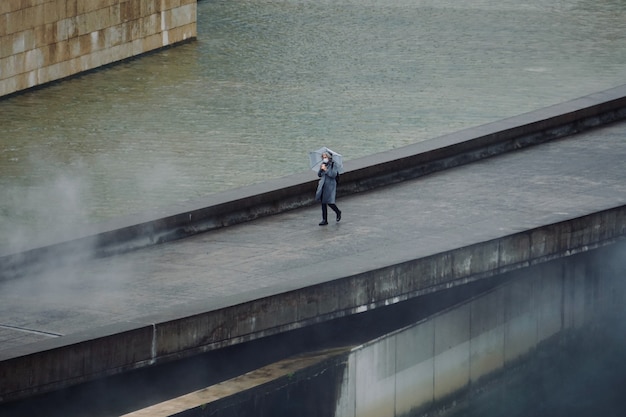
[[73, 242, 626, 417], [120, 347, 352, 417], [2, 84, 626, 279], [1, 202, 625, 402]]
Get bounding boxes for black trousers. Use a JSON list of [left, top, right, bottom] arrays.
[[322, 203, 340, 220]]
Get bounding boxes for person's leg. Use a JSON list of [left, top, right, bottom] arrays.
[[320, 203, 329, 225], [329, 203, 341, 222]]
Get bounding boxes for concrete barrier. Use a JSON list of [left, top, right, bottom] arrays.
[[1, 203, 625, 403], [2, 84, 626, 278], [334, 244, 624, 417], [111, 241, 626, 417]]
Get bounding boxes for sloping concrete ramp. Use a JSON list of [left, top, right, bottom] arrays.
[[1, 86, 626, 404]]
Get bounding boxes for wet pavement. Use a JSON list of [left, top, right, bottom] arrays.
[[1, 120, 625, 353]]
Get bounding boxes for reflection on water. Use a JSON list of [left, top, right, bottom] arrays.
[[0, 0, 625, 249], [445, 323, 626, 417]]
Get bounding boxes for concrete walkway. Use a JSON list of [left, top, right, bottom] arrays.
[[1, 121, 625, 353]]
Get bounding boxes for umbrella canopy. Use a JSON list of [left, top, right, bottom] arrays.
[[309, 147, 344, 173]]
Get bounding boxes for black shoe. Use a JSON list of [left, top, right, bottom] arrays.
[[319, 220, 328, 226], [336, 211, 342, 222]]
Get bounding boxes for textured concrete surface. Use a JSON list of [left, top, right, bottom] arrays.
[[3, 84, 625, 270], [0, 120, 624, 354]]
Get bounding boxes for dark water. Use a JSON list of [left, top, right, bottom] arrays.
[[0, 0, 625, 250], [442, 324, 626, 417]]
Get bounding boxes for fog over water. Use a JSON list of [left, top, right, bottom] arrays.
[[1, 0, 625, 251]]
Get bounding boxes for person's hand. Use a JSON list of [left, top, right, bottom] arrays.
[[321, 163, 327, 171]]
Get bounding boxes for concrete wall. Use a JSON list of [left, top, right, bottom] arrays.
[[117, 241, 626, 417], [0, 0, 196, 98], [333, 244, 624, 417], [1, 204, 624, 403]]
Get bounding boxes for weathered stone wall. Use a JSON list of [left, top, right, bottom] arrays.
[[0, 0, 196, 97]]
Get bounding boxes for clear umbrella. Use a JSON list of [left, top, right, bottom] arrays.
[[308, 147, 344, 173]]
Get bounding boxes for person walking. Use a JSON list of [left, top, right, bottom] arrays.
[[315, 152, 342, 226]]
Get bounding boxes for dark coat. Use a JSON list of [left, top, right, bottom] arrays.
[[315, 161, 339, 204]]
